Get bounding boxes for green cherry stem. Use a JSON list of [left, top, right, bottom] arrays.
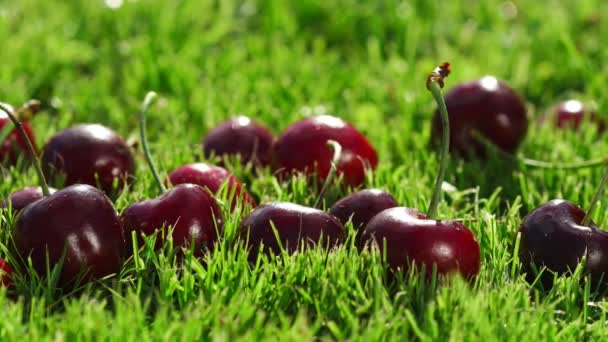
[[0, 100, 41, 147], [0, 102, 50, 196], [426, 63, 451, 219], [313, 140, 342, 209], [582, 165, 608, 226], [139, 91, 166, 194]]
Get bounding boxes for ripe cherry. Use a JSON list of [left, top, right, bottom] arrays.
[[0, 258, 13, 288], [329, 189, 398, 246], [361, 63, 481, 279], [122, 93, 223, 255], [1, 186, 57, 213], [236, 202, 345, 262], [168, 163, 256, 210], [0, 101, 39, 165], [431, 76, 528, 156], [540, 100, 605, 132], [41, 124, 135, 195], [273, 115, 378, 188], [202, 116, 274, 167]]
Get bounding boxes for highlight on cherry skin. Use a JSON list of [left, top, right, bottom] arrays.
[[0, 102, 38, 165], [236, 202, 346, 262], [168, 163, 256, 210], [41, 124, 135, 196], [431, 76, 528, 157], [202, 115, 275, 167], [539, 99, 605, 132], [272, 115, 378, 188]]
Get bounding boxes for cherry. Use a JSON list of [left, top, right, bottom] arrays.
[[236, 202, 345, 262], [1, 186, 57, 213], [431, 76, 528, 156], [41, 124, 135, 195], [168, 163, 256, 210], [518, 200, 608, 285], [540, 100, 605, 132], [122, 93, 223, 255], [0, 258, 13, 287], [362, 207, 480, 278], [361, 63, 481, 279], [1, 102, 125, 287], [273, 115, 378, 188], [0, 101, 38, 165], [329, 189, 398, 246], [202, 116, 274, 167]]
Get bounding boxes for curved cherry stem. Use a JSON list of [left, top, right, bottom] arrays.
[[314, 140, 342, 209], [472, 130, 608, 170], [139, 91, 166, 194], [0, 102, 50, 196], [426, 63, 451, 219], [0, 100, 41, 144], [582, 166, 608, 226]]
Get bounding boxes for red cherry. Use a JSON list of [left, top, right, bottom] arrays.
[[202, 116, 274, 167], [41, 124, 135, 195], [168, 163, 256, 209], [431, 76, 528, 156], [122, 184, 223, 254], [12, 184, 125, 286], [1, 186, 57, 212], [0, 103, 37, 165], [361, 207, 480, 279], [540, 100, 605, 132], [0, 258, 13, 288], [236, 202, 345, 262], [273, 115, 378, 187]]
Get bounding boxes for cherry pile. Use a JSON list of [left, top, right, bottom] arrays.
[[0, 62, 607, 292]]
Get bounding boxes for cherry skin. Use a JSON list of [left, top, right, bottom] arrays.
[[168, 163, 256, 209], [202, 116, 274, 167], [41, 124, 135, 195], [12, 184, 125, 286], [1, 186, 57, 212], [236, 202, 345, 262], [121, 183, 223, 254], [0, 257, 13, 287], [361, 207, 480, 279], [519, 199, 608, 285], [0, 103, 37, 165], [329, 189, 399, 246], [540, 100, 605, 132], [273, 115, 378, 188], [431, 76, 528, 156]]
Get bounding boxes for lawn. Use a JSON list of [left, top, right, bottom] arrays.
[[2, 0, 608, 340]]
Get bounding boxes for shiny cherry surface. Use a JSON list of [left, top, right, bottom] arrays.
[[1, 186, 57, 212]]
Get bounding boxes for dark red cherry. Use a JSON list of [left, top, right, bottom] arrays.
[[236, 202, 345, 262], [122, 184, 223, 254], [0, 258, 12, 287], [273, 115, 378, 188], [519, 199, 608, 285], [203, 116, 274, 167], [0, 103, 37, 165], [1, 186, 57, 212], [12, 184, 125, 285], [168, 163, 256, 209], [41, 124, 135, 195], [431, 76, 528, 156], [329, 189, 399, 246], [361, 207, 480, 279], [540, 100, 605, 132]]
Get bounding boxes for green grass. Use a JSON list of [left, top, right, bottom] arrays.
[[1, 0, 608, 340]]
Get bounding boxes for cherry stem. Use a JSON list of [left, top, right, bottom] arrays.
[[0, 100, 40, 144], [427, 81, 449, 219], [314, 140, 342, 209], [472, 130, 608, 170], [139, 91, 166, 194], [582, 166, 608, 226], [0, 102, 50, 196]]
